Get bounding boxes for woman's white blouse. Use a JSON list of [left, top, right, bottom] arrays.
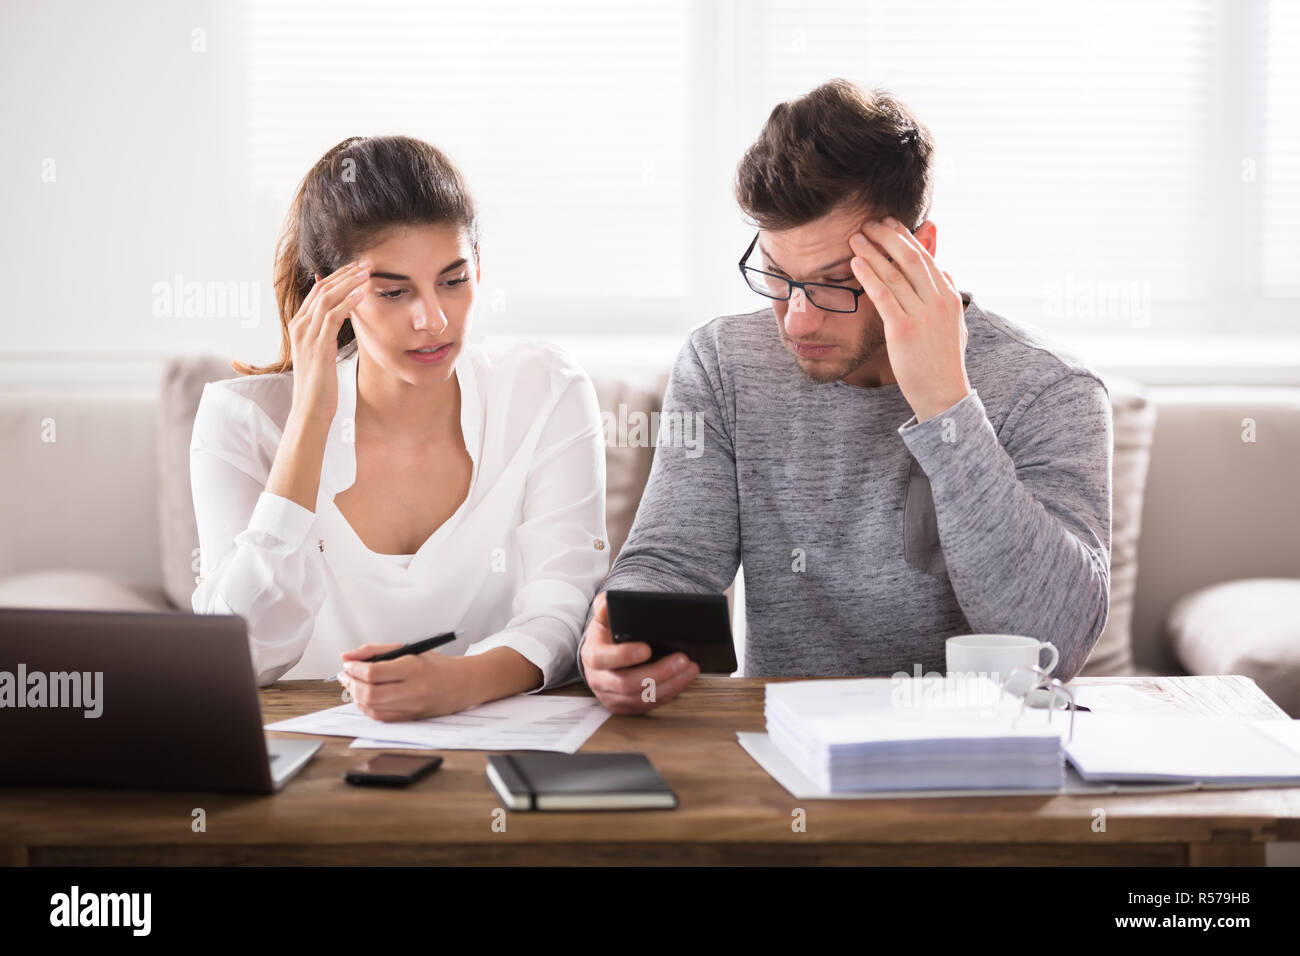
[[189, 338, 609, 687]]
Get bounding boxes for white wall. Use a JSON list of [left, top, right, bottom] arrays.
[[0, 0, 283, 362]]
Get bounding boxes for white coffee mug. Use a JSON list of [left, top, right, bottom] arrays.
[[945, 634, 1059, 696]]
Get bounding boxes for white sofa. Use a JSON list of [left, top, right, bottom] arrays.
[[2, 355, 1297, 714]]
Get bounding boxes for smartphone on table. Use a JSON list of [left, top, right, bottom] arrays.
[[343, 753, 443, 787]]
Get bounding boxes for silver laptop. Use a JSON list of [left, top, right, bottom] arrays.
[[0, 606, 319, 793]]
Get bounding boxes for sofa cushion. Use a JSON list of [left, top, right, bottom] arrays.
[[0, 389, 161, 587], [1078, 372, 1157, 676], [1130, 387, 1300, 673], [0, 569, 171, 612], [1166, 577, 1300, 716], [157, 354, 239, 610], [586, 369, 669, 565]]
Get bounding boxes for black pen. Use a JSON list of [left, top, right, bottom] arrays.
[[325, 632, 458, 682]]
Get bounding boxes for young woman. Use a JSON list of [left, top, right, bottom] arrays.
[[190, 135, 608, 720]]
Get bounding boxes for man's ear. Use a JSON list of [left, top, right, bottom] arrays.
[[914, 221, 937, 258], [474, 242, 482, 283]]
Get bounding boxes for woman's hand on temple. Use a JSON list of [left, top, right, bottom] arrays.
[[288, 260, 371, 428]]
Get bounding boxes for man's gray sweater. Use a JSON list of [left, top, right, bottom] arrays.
[[579, 291, 1112, 683]]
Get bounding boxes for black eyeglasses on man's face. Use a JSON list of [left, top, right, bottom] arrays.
[[737, 225, 919, 314], [737, 231, 869, 314]]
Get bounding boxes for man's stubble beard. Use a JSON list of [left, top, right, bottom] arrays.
[[782, 312, 888, 384]]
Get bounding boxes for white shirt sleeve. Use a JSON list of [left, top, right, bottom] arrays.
[[461, 368, 609, 691], [189, 384, 329, 685]]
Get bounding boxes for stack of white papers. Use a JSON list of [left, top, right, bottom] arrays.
[[765, 677, 1065, 792]]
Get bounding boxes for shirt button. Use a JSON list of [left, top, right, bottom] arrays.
[[593, 538, 605, 551]]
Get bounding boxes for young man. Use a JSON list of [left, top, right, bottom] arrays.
[[580, 79, 1112, 715]]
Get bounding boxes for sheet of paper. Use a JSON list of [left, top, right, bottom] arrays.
[[1255, 717, 1300, 755], [350, 698, 611, 754], [1067, 683, 1183, 716], [265, 693, 589, 750]]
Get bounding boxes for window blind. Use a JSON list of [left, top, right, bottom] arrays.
[[745, 0, 1217, 331], [244, 0, 1295, 336], [1263, 0, 1300, 296], [246, 0, 696, 317]]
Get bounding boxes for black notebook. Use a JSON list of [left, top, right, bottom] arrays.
[[485, 753, 678, 811]]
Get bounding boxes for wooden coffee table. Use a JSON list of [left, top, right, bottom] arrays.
[[1, 675, 1295, 865]]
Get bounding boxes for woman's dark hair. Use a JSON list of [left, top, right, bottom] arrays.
[[233, 135, 479, 375], [734, 78, 935, 232]]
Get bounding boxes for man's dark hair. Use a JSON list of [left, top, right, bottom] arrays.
[[735, 78, 936, 231]]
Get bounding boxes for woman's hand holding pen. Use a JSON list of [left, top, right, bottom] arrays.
[[337, 642, 468, 720]]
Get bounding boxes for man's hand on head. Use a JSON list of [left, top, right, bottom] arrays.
[[849, 218, 970, 423]]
